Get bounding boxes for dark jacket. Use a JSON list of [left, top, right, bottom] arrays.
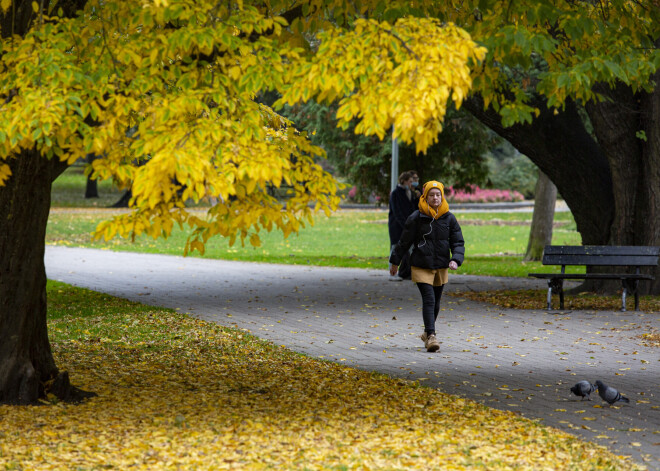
[[389, 210, 465, 269], [388, 185, 417, 245]]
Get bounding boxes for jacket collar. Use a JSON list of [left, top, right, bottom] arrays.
[[419, 211, 448, 221]]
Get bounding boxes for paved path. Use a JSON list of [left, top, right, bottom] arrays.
[[45, 246, 659, 469]]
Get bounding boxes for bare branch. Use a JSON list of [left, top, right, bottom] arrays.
[[378, 25, 420, 61]]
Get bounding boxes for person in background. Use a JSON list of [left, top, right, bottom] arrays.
[[389, 181, 465, 352], [409, 170, 422, 202], [388, 171, 416, 281]]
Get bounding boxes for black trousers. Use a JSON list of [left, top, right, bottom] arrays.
[[416, 283, 444, 335]]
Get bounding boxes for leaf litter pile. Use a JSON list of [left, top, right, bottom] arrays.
[[456, 289, 660, 313], [0, 283, 642, 470]]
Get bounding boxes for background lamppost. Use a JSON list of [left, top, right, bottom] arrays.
[[390, 128, 399, 192]]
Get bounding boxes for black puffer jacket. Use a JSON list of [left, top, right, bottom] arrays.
[[389, 210, 465, 270], [388, 185, 417, 245]]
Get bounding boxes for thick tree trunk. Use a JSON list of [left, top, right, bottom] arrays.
[[0, 150, 91, 404], [586, 84, 642, 246], [465, 92, 659, 295], [1, 0, 95, 404], [85, 178, 99, 198], [1, 0, 96, 405], [585, 76, 660, 294], [639, 70, 660, 296], [524, 171, 556, 261], [464, 96, 614, 246]]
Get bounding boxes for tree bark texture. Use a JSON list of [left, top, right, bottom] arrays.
[[524, 171, 557, 261], [584, 75, 660, 294], [0, 151, 70, 403], [1, 0, 94, 404], [640, 71, 660, 254], [465, 91, 659, 295]]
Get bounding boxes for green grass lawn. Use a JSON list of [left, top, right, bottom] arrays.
[[51, 165, 127, 208], [48, 168, 583, 278], [47, 208, 583, 277]]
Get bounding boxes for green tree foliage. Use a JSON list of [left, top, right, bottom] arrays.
[[485, 142, 538, 199], [284, 101, 496, 202]]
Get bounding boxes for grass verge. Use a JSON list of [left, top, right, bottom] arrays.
[[51, 166, 126, 208], [0, 282, 642, 470], [47, 208, 583, 277]]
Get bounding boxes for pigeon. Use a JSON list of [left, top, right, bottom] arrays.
[[595, 380, 630, 405], [570, 380, 596, 400]]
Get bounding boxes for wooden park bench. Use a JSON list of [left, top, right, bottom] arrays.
[[529, 245, 659, 311]]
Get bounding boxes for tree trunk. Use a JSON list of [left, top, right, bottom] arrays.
[[1, 0, 95, 404], [84, 153, 99, 198], [524, 171, 556, 261], [464, 96, 614, 245], [465, 93, 659, 295], [585, 75, 660, 294], [110, 189, 132, 208], [639, 70, 660, 295], [0, 150, 92, 404], [85, 177, 99, 198]]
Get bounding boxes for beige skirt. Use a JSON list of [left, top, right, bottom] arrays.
[[411, 266, 449, 286]]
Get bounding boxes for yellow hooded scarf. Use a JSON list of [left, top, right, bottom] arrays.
[[418, 181, 449, 219]]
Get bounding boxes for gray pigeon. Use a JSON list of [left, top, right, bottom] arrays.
[[570, 380, 596, 400], [595, 380, 630, 405]]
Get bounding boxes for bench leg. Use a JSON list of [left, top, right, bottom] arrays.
[[621, 287, 627, 312], [546, 286, 552, 310], [622, 279, 640, 311]]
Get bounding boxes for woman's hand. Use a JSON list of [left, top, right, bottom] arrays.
[[449, 261, 458, 270], [389, 265, 399, 276]]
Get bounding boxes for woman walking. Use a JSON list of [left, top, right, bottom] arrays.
[[389, 181, 465, 352]]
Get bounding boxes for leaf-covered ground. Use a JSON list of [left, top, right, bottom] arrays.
[[454, 289, 660, 313], [0, 283, 643, 470]]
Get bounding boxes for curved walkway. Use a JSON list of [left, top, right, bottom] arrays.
[[45, 246, 659, 469]]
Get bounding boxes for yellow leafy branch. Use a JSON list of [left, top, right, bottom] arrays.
[[278, 17, 487, 153]]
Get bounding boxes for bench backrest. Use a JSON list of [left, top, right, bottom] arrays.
[[542, 245, 660, 267]]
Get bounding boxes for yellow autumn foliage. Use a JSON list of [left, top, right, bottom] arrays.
[[0, 0, 486, 251], [3, 0, 659, 250], [279, 17, 486, 153]]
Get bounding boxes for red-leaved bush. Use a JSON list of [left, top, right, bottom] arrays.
[[444, 185, 524, 203]]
